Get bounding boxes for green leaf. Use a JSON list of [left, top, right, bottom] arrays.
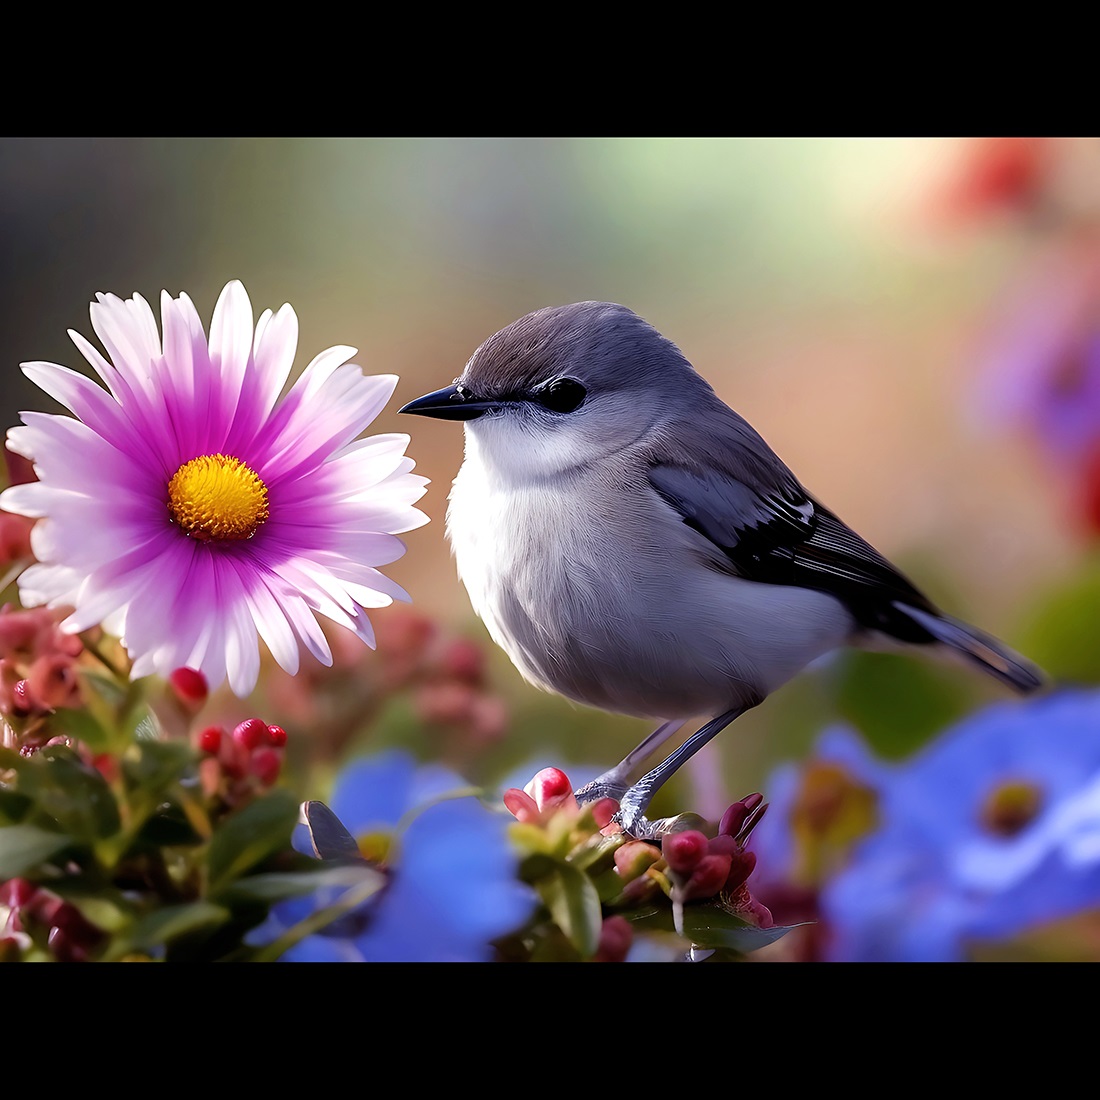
[[537, 859, 603, 959], [108, 901, 230, 959], [119, 740, 198, 838], [680, 907, 807, 952], [136, 804, 205, 848], [518, 850, 559, 883], [206, 789, 300, 896], [29, 746, 121, 840], [48, 707, 115, 752], [630, 900, 807, 954], [0, 788, 32, 825], [80, 667, 131, 708], [0, 823, 71, 877], [219, 863, 376, 905], [123, 739, 195, 795], [567, 831, 622, 874]]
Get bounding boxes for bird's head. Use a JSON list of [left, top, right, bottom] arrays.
[[400, 301, 714, 481]]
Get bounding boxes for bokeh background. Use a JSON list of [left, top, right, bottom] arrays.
[[3, 136, 1098, 823]]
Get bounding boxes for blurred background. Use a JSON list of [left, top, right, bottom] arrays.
[[3, 136, 1099, 816]]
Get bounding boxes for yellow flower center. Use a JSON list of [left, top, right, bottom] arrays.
[[166, 454, 270, 541], [356, 830, 393, 867], [980, 778, 1043, 837]]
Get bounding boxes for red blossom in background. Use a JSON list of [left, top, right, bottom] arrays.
[[0, 604, 84, 741], [194, 716, 288, 808], [930, 137, 1053, 225], [1, 877, 105, 963], [265, 607, 509, 771], [0, 511, 33, 564]]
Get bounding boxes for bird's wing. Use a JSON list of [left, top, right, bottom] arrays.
[[648, 460, 938, 639]]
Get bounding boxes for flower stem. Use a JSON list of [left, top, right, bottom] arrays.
[[83, 634, 128, 682]]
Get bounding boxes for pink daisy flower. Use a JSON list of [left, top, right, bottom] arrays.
[[0, 280, 429, 697]]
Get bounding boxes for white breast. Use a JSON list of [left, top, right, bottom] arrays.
[[446, 428, 854, 720]]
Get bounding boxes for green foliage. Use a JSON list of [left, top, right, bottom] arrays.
[[1018, 554, 1100, 685], [499, 804, 798, 962], [0, 698, 334, 963], [828, 650, 976, 760]]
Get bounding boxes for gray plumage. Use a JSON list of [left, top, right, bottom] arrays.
[[401, 301, 1044, 833]]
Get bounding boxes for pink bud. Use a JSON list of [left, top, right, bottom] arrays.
[[680, 852, 733, 902], [439, 637, 485, 684], [523, 767, 578, 815], [593, 915, 633, 962], [722, 848, 758, 893], [0, 606, 40, 654], [26, 653, 80, 710], [0, 512, 33, 564], [1, 877, 36, 908], [718, 792, 765, 839], [11, 678, 34, 716], [707, 834, 739, 858], [662, 829, 709, 874], [415, 681, 476, 724], [169, 667, 208, 709], [615, 840, 662, 880], [591, 797, 620, 830], [503, 787, 541, 823]]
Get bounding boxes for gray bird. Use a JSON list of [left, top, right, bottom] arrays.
[[400, 301, 1044, 835]]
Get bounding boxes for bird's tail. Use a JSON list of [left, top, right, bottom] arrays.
[[894, 602, 1045, 694]]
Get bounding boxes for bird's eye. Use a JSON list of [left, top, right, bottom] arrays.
[[535, 378, 586, 413]]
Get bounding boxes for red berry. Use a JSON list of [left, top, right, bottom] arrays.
[[265, 724, 287, 746], [197, 726, 223, 754], [251, 747, 282, 786], [169, 667, 208, 705], [232, 718, 268, 750]]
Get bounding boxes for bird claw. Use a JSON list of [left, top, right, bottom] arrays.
[[610, 785, 658, 838], [573, 778, 629, 806]]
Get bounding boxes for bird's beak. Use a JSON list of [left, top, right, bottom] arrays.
[[399, 384, 498, 422]]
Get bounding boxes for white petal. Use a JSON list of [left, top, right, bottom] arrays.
[[89, 291, 161, 396], [252, 302, 299, 416], [209, 280, 254, 399]]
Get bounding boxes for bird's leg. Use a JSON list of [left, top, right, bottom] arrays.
[[614, 701, 758, 837], [573, 718, 686, 806]]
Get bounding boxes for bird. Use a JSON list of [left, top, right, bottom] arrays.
[[400, 301, 1044, 836]]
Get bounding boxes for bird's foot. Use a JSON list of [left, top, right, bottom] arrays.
[[573, 777, 630, 807], [609, 783, 658, 839]]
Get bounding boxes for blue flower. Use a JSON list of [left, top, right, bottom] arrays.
[[818, 690, 1100, 961], [257, 751, 536, 962], [752, 690, 1100, 959]]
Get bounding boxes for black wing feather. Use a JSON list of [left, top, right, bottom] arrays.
[[648, 462, 939, 641]]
